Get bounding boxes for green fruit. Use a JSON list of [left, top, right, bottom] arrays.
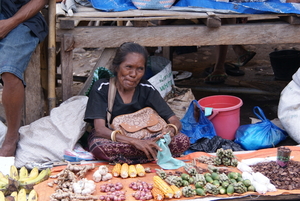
[[211, 172, 219, 180], [212, 180, 220, 187], [195, 181, 205, 188], [204, 173, 211, 177], [222, 181, 229, 188], [205, 176, 213, 183], [227, 184, 234, 195], [230, 179, 237, 184], [182, 180, 189, 186], [219, 187, 226, 194], [247, 185, 256, 192], [243, 179, 252, 187], [188, 177, 195, 184], [237, 177, 244, 182], [228, 172, 238, 180], [195, 188, 206, 196], [181, 173, 190, 181]]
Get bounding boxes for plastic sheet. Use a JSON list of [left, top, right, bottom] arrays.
[[87, 0, 300, 14], [190, 136, 245, 153], [174, 0, 300, 14]]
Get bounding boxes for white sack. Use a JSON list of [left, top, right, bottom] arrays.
[[278, 80, 300, 143], [15, 95, 88, 167]]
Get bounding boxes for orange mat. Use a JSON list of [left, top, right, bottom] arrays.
[[35, 146, 300, 200]]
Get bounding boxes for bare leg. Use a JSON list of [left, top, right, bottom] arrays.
[[0, 73, 24, 156], [204, 45, 228, 83]]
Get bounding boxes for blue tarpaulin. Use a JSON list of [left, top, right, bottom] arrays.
[[87, 0, 300, 14], [174, 0, 300, 14]]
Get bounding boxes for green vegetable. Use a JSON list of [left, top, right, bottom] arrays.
[[227, 184, 234, 195], [211, 172, 219, 180], [195, 188, 206, 196], [230, 179, 237, 184], [195, 181, 205, 188], [228, 172, 238, 180], [182, 180, 190, 186], [188, 177, 195, 184], [247, 185, 255, 192], [222, 181, 229, 188], [243, 179, 252, 187], [219, 187, 226, 194], [212, 180, 220, 187], [205, 176, 213, 183], [181, 173, 190, 181]]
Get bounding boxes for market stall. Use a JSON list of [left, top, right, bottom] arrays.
[[52, 1, 300, 108], [33, 146, 300, 200]]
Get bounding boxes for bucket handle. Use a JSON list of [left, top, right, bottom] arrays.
[[206, 110, 219, 120]]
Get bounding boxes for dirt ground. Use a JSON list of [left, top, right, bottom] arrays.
[[0, 43, 298, 146], [64, 43, 300, 146]]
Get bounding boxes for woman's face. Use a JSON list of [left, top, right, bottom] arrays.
[[117, 52, 146, 91]]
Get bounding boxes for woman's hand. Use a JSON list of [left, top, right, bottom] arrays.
[[130, 137, 164, 161]]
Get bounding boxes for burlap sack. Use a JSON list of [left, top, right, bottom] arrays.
[[164, 86, 195, 120]]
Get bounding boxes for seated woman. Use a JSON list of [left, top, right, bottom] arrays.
[[84, 42, 190, 164]]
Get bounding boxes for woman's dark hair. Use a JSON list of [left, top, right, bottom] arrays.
[[110, 42, 149, 75]]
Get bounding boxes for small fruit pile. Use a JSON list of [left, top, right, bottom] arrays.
[[154, 163, 256, 199], [0, 165, 51, 201]]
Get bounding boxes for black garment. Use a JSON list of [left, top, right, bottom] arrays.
[[84, 78, 175, 125], [1, 0, 48, 42]]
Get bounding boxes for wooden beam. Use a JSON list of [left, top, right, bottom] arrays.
[[60, 34, 74, 101], [56, 23, 300, 47], [78, 48, 116, 95], [23, 45, 44, 125]]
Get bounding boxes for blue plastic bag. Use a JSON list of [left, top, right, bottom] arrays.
[[180, 100, 217, 144], [234, 106, 287, 150]]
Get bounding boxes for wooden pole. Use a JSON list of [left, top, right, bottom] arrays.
[[48, 0, 57, 112]]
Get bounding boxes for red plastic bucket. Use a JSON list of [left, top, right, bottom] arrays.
[[198, 95, 243, 140]]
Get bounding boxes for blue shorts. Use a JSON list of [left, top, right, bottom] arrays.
[[0, 13, 39, 85]]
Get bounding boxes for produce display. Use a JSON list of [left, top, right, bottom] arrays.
[[4, 147, 300, 200], [0, 165, 51, 201]]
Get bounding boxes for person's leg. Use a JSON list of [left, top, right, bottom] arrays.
[[204, 45, 228, 84], [0, 73, 24, 156], [232, 45, 256, 67], [0, 14, 39, 156]]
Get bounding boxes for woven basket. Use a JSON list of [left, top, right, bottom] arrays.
[[131, 0, 175, 9]]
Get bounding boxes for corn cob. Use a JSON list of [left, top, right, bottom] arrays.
[[112, 163, 122, 177], [135, 164, 146, 177], [129, 165, 137, 178], [170, 184, 182, 198], [153, 176, 174, 199], [120, 163, 129, 179], [151, 187, 164, 201]]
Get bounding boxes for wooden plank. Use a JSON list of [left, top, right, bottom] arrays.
[[60, 34, 74, 101], [23, 45, 44, 125], [56, 23, 300, 47], [78, 48, 116, 95], [60, 6, 290, 20], [280, 16, 300, 24]]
